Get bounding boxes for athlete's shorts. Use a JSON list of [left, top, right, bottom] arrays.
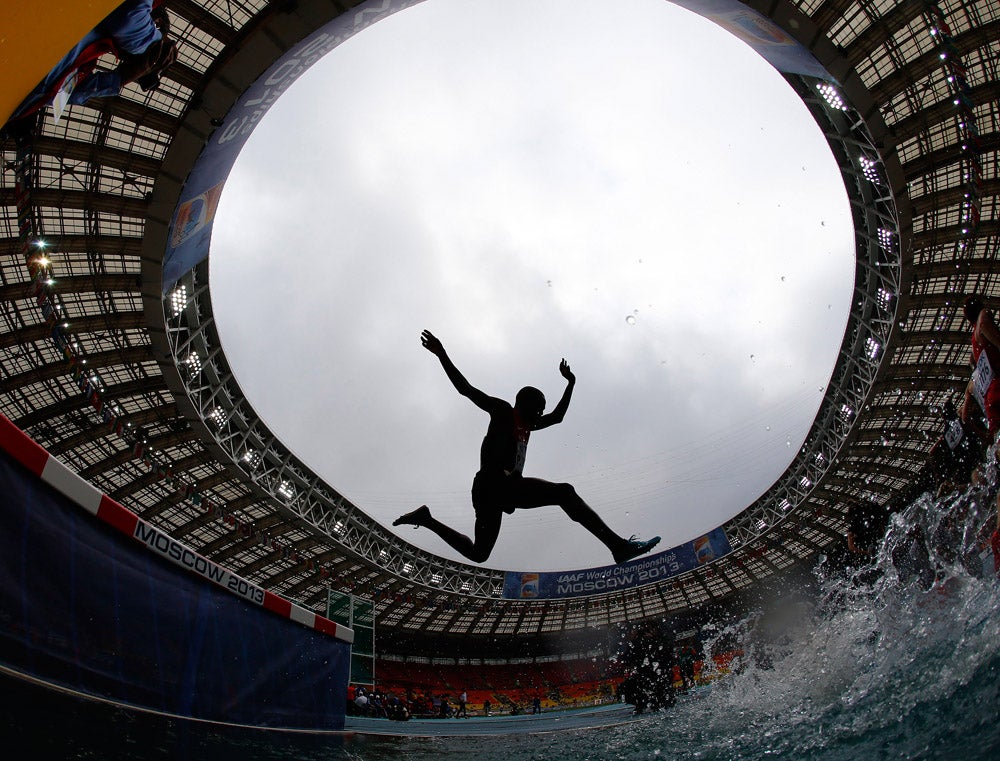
[[472, 470, 521, 515]]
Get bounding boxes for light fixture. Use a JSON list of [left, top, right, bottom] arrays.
[[169, 285, 187, 318], [816, 82, 846, 111], [859, 154, 880, 184], [208, 407, 227, 428], [185, 352, 202, 375], [865, 337, 880, 359]]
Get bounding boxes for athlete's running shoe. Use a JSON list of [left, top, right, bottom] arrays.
[[614, 535, 661, 564], [393, 505, 431, 528]]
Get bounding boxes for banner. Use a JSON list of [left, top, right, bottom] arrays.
[[503, 527, 732, 600], [669, 0, 834, 82], [0, 449, 351, 729]]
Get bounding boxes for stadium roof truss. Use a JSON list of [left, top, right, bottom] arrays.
[[1, 0, 998, 641]]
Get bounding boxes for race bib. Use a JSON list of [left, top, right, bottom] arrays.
[[944, 418, 964, 450], [972, 349, 994, 415]]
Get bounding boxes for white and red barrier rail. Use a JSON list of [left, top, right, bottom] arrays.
[[0, 413, 353, 644]]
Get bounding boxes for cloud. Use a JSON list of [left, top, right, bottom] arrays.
[[210, 0, 854, 571]]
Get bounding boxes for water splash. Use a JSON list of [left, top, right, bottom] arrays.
[[360, 481, 1000, 760], [618, 480, 1000, 761]]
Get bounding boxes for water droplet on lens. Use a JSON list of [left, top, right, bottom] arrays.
[[625, 315, 636, 325]]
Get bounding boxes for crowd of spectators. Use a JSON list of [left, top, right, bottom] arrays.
[[347, 685, 412, 721], [346, 655, 627, 720]]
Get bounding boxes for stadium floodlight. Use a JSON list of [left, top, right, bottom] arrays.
[[169, 285, 187, 318], [208, 407, 227, 428], [866, 337, 880, 359], [877, 287, 893, 311], [185, 352, 202, 375], [278, 480, 295, 501], [859, 154, 880, 184], [402, 562, 414, 576], [877, 228, 894, 252], [816, 82, 847, 111]]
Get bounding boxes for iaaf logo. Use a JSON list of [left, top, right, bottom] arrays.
[[133, 522, 265, 606]]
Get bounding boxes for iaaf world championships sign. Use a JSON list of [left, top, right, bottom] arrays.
[[502, 527, 731, 600]]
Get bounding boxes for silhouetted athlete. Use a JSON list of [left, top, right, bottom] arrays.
[[393, 330, 660, 565]]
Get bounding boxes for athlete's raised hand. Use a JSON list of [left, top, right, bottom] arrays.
[[421, 330, 491, 411], [559, 359, 575, 384], [421, 330, 445, 356]]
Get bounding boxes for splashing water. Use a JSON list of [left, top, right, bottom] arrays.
[[604, 481, 1000, 761], [372, 481, 1000, 761]]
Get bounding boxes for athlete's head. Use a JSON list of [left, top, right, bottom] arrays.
[[515, 386, 546, 422], [964, 295, 984, 325]]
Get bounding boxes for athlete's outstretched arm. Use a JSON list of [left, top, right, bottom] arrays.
[[421, 330, 492, 410], [537, 359, 575, 429]]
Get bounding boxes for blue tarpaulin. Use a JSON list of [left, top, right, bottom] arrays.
[[0, 449, 350, 730]]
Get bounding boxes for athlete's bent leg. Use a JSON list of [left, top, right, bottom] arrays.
[[394, 504, 501, 563], [514, 478, 624, 551], [515, 478, 660, 563]]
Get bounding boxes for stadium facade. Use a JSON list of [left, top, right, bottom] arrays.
[[1, 0, 998, 657]]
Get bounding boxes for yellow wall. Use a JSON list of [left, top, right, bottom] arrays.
[[2, 1, 124, 123]]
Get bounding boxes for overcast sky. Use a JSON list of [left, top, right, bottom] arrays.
[[209, 0, 854, 572]]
